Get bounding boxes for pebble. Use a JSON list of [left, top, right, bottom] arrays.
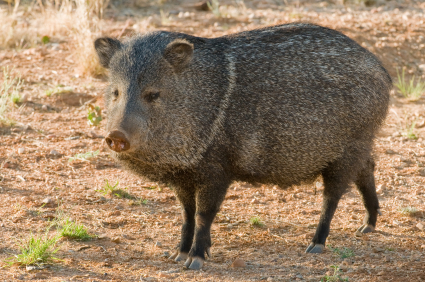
[[376, 184, 385, 193], [32, 272, 48, 279], [109, 210, 121, 216], [42, 198, 53, 205], [155, 241, 162, 247], [377, 271, 385, 276], [158, 272, 171, 278], [50, 149, 60, 155], [416, 222, 424, 230], [111, 237, 121, 244], [251, 198, 259, 204], [231, 258, 246, 268], [97, 233, 108, 239], [41, 104, 48, 111], [17, 147, 25, 154], [419, 64, 425, 72], [296, 274, 303, 279], [385, 149, 396, 154], [20, 93, 29, 102], [26, 265, 45, 271]]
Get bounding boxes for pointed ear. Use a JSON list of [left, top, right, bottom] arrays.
[[94, 37, 122, 68], [163, 39, 194, 70]]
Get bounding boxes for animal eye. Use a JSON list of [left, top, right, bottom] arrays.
[[112, 89, 119, 99], [144, 91, 160, 102]]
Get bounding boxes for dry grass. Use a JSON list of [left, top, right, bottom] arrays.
[[0, 67, 22, 125], [0, 0, 107, 75]]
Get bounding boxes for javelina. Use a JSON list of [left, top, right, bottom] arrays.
[[94, 23, 392, 270]]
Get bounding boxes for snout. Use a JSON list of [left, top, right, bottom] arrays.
[[105, 130, 130, 152]]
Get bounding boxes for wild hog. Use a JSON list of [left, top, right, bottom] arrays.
[[95, 23, 392, 270]]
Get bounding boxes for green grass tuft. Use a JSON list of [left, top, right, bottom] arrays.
[[249, 216, 264, 227], [0, 67, 22, 125], [329, 246, 355, 259], [395, 68, 425, 101], [97, 179, 134, 199], [399, 206, 417, 216], [5, 232, 61, 267], [321, 265, 349, 282], [58, 218, 93, 241], [87, 104, 102, 126]]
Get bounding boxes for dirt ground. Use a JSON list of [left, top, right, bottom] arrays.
[[0, 0, 424, 281]]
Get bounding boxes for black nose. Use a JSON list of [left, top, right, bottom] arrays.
[[105, 130, 130, 152]]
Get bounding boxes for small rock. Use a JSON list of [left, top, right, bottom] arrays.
[[163, 251, 170, 257], [41, 198, 54, 206], [419, 64, 425, 72], [295, 274, 303, 279], [155, 241, 162, 247], [50, 149, 60, 155], [17, 147, 25, 154], [20, 93, 29, 102], [111, 237, 121, 244], [416, 222, 424, 230], [267, 277, 274, 281], [231, 258, 246, 268], [376, 184, 385, 193], [109, 210, 121, 216], [393, 220, 401, 226], [26, 265, 45, 271], [22, 124, 32, 131], [65, 136, 80, 140], [385, 149, 396, 154], [41, 104, 48, 111], [97, 233, 108, 239], [158, 272, 171, 278], [163, 268, 179, 274], [2, 162, 10, 168], [32, 272, 48, 279], [251, 198, 259, 204]]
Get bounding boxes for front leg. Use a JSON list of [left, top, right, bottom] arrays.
[[169, 186, 196, 262], [184, 179, 230, 270]]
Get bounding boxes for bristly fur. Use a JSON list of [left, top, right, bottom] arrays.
[[95, 23, 392, 268]]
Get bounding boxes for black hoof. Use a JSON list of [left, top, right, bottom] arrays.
[[357, 224, 375, 234], [305, 243, 324, 253], [183, 256, 204, 270]]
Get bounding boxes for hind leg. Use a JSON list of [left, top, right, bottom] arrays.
[[306, 161, 350, 253], [355, 157, 381, 234]]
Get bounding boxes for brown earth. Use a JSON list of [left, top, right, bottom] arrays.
[[0, 0, 424, 281]]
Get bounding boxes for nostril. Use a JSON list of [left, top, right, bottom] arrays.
[[105, 137, 114, 148], [105, 130, 130, 152]]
